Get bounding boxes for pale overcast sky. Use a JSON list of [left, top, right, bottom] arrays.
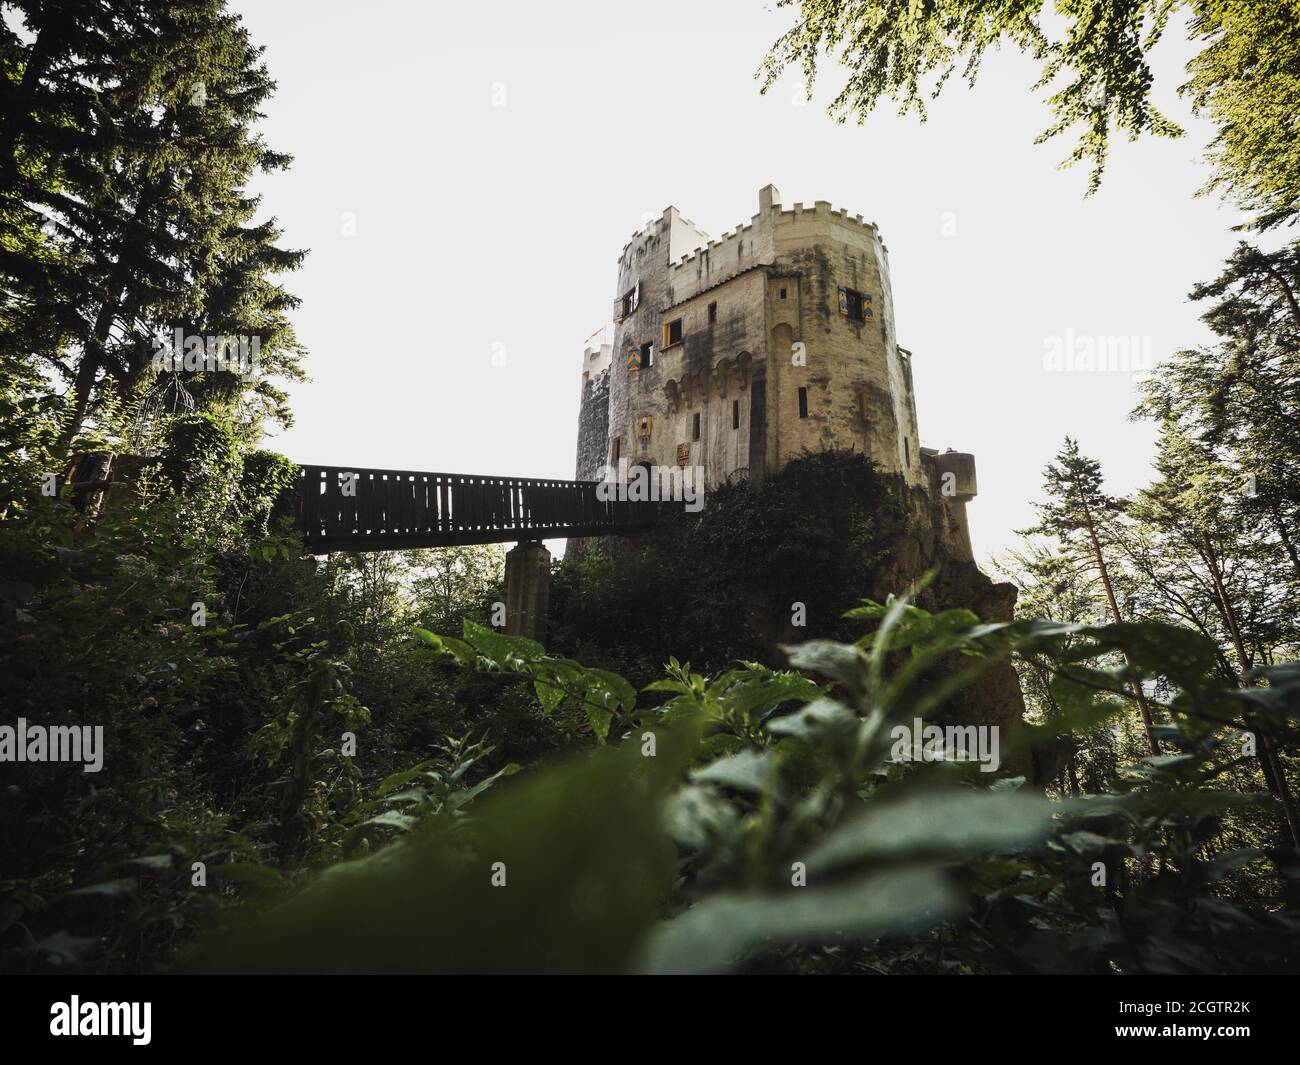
[[233, 0, 1253, 563]]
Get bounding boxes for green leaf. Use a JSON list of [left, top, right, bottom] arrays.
[[691, 749, 776, 795], [530, 658, 587, 715], [62, 878, 137, 900], [412, 627, 475, 666], [1203, 848, 1266, 882], [665, 785, 742, 850], [584, 667, 637, 714], [361, 810, 418, 833], [1057, 830, 1125, 856], [462, 620, 544, 669], [121, 854, 174, 871], [782, 640, 868, 698], [767, 697, 857, 742], [376, 787, 430, 807], [376, 760, 437, 798], [1078, 621, 1221, 690], [642, 678, 690, 694], [195, 722, 701, 974], [446, 763, 521, 811], [847, 602, 979, 652], [638, 867, 957, 974], [805, 789, 1057, 873], [714, 668, 823, 721]]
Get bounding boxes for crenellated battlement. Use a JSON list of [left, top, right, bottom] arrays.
[[670, 218, 756, 265], [772, 200, 885, 255], [618, 208, 709, 265], [665, 198, 884, 273]]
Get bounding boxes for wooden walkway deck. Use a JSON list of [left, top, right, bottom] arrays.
[[294, 464, 656, 551]]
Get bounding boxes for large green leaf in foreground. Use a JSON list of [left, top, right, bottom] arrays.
[[195, 726, 694, 973]]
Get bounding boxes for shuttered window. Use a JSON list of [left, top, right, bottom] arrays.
[[838, 286, 873, 322]]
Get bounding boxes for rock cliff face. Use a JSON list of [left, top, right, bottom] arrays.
[[729, 473, 1035, 781], [874, 479, 1040, 782]]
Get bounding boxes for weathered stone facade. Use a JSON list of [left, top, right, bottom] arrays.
[[574, 185, 978, 559], [575, 344, 611, 483]]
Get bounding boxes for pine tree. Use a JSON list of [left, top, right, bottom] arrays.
[[1023, 438, 1159, 754], [1126, 424, 1300, 847], [1127, 242, 1300, 847], [995, 542, 1120, 796], [0, 0, 305, 455]]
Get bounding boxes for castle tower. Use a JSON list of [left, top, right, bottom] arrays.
[[576, 186, 976, 550]]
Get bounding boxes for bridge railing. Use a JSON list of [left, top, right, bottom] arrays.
[[296, 465, 656, 550]]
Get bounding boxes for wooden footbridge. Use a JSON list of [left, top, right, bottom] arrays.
[[294, 464, 657, 552], [292, 464, 661, 640]]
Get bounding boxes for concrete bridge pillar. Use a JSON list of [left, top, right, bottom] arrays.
[[504, 541, 551, 643]]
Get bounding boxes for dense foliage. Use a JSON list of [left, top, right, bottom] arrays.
[[200, 595, 1300, 974], [548, 451, 900, 687], [3, 419, 1297, 971]]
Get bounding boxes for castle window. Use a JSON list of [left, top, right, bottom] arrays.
[[611, 436, 621, 463], [904, 438, 910, 466], [731, 400, 740, 429], [614, 283, 640, 321], [798, 387, 808, 418], [662, 318, 683, 348], [708, 302, 717, 324], [639, 342, 654, 369], [692, 412, 701, 441], [838, 286, 873, 322], [779, 287, 787, 300]]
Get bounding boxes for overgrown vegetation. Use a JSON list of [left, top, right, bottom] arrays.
[[548, 451, 900, 686], [200, 594, 1300, 974]]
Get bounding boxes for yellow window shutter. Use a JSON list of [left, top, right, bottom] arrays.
[[838, 287, 848, 316], [861, 293, 874, 321], [662, 322, 671, 348]]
